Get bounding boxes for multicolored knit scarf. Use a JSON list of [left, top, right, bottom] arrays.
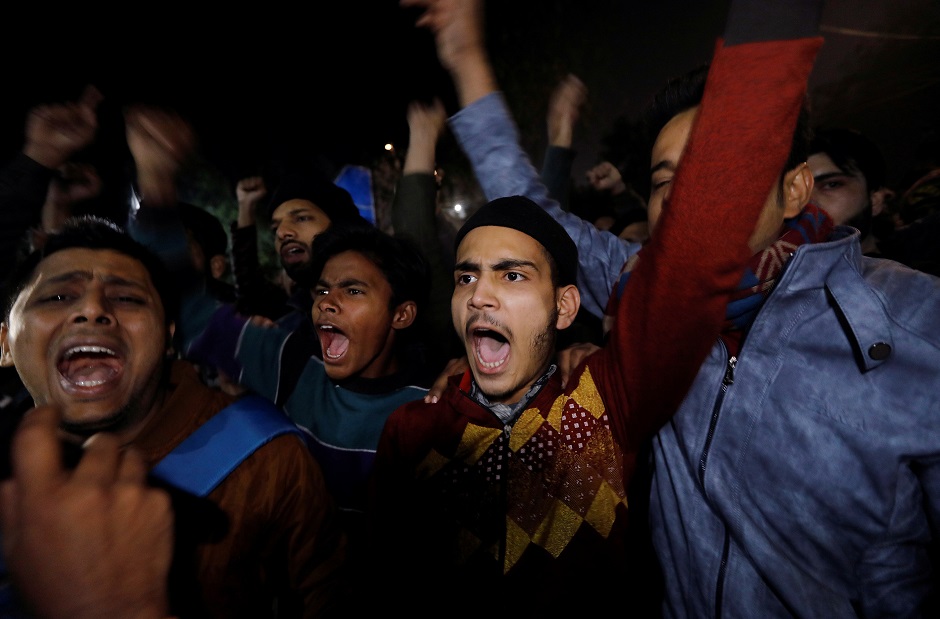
[[604, 203, 834, 347]]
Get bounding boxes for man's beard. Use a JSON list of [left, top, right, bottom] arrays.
[[60, 403, 139, 440], [481, 308, 558, 403], [845, 202, 873, 239], [283, 254, 315, 288]]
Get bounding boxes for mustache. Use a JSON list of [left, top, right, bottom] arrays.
[[464, 312, 513, 340]]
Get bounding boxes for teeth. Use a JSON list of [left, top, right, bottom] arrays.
[[318, 325, 335, 331], [74, 379, 107, 387], [64, 346, 116, 359], [476, 352, 506, 370]]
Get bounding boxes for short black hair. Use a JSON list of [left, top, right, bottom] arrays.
[[303, 225, 430, 316], [454, 195, 578, 288], [179, 203, 229, 259], [2, 216, 179, 327], [645, 62, 811, 181], [809, 127, 886, 191]]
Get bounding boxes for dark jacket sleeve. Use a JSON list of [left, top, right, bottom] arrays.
[[229, 222, 291, 320], [0, 153, 55, 282], [540, 145, 576, 212]]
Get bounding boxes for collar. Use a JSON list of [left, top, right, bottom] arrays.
[[468, 364, 557, 424]]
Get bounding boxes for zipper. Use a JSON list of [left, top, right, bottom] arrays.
[[715, 531, 731, 617], [697, 351, 735, 618], [698, 354, 736, 486], [497, 422, 512, 571]]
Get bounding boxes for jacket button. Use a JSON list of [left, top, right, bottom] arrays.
[[868, 342, 891, 360]]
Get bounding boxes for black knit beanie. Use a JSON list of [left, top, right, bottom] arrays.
[[454, 195, 578, 286], [267, 172, 369, 228]]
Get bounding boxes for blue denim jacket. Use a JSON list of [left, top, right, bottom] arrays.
[[448, 92, 640, 320], [651, 226, 940, 617]]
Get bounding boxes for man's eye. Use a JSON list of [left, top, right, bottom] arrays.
[[346, 288, 363, 295], [314, 289, 329, 296], [505, 272, 525, 282], [39, 293, 71, 303], [651, 178, 672, 191], [822, 181, 843, 190], [456, 274, 476, 285], [112, 295, 146, 305]]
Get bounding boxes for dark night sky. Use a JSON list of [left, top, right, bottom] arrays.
[[2, 0, 939, 192]]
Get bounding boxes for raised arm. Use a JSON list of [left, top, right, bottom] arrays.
[[603, 0, 825, 439], [404, 0, 638, 319]]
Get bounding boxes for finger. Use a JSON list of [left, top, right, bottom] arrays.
[[558, 353, 571, 389], [425, 372, 450, 404], [0, 479, 17, 541], [425, 356, 465, 403], [80, 84, 104, 111], [115, 447, 149, 486], [8, 406, 66, 498], [72, 432, 123, 486]]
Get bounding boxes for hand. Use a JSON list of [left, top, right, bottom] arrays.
[[125, 104, 196, 207], [0, 406, 174, 619], [402, 0, 485, 74], [403, 98, 447, 174], [546, 74, 587, 148], [22, 84, 102, 170], [236, 176, 268, 227], [248, 314, 277, 329], [36, 162, 104, 246], [556, 342, 601, 389], [585, 161, 627, 196], [425, 355, 469, 403], [48, 162, 103, 207]]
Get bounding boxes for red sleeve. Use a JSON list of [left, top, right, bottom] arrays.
[[598, 36, 824, 449]]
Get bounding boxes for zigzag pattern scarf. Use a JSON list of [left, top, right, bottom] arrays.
[[605, 203, 834, 348]]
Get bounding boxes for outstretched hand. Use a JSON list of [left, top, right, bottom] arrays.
[[125, 104, 196, 207], [0, 406, 174, 619], [585, 160, 627, 196], [23, 84, 102, 170], [425, 355, 469, 403], [546, 74, 587, 148], [403, 98, 447, 174], [236, 176, 268, 227], [402, 0, 485, 74], [556, 342, 601, 389]]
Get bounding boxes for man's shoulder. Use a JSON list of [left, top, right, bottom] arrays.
[[862, 257, 940, 336]]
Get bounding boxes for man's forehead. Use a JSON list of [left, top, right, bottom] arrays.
[[456, 226, 547, 262], [808, 152, 858, 178], [275, 199, 326, 217], [651, 107, 698, 167], [33, 249, 153, 284], [320, 251, 382, 282]]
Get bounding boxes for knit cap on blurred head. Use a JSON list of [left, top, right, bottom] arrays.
[[266, 171, 370, 229]]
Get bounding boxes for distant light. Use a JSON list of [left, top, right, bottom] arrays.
[[454, 203, 463, 212], [384, 143, 394, 151]]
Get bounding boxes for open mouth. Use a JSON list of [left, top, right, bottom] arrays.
[[279, 243, 308, 265], [57, 345, 123, 390], [472, 328, 510, 371], [317, 324, 349, 361]]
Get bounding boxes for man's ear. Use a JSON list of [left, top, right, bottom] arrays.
[[390, 301, 417, 331], [0, 323, 13, 367], [870, 186, 894, 217], [165, 322, 177, 357], [783, 162, 814, 218], [555, 285, 581, 330]]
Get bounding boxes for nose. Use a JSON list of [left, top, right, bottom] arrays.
[[467, 275, 497, 310], [275, 221, 294, 241], [72, 291, 114, 326], [315, 290, 339, 315]]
